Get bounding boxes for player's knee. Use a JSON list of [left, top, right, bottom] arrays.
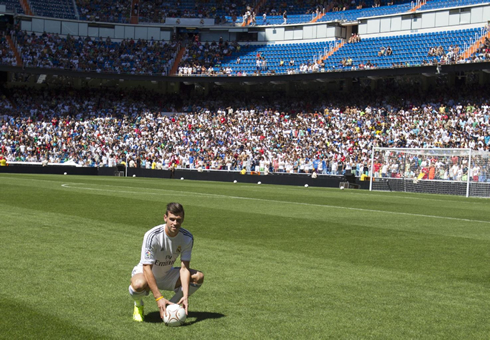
[[194, 270, 204, 285], [131, 276, 147, 291]]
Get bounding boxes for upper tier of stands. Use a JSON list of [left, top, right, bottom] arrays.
[[0, 32, 16, 65], [9, 30, 179, 75], [3, 0, 488, 25], [29, 0, 76, 20], [77, 0, 130, 23], [3, 25, 488, 77], [214, 41, 339, 75], [324, 27, 484, 69], [318, 2, 413, 23], [194, 27, 487, 76], [1, 0, 489, 78], [421, 0, 490, 11], [253, 2, 413, 26], [1, 0, 23, 14]]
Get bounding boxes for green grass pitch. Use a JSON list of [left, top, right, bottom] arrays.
[[0, 173, 489, 339]]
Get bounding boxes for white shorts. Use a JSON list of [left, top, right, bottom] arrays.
[[131, 264, 181, 291]]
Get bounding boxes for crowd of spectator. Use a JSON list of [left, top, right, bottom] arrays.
[[428, 33, 490, 65], [348, 33, 361, 44], [240, 0, 381, 26], [473, 36, 490, 61], [378, 46, 393, 56], [76, 0, 246, 24], [243, 0, 391, 26], [69, 0, 413, 26], [0, 33, 17, 66], [427, 44, 463, 64], [7, 29, 179, 76], [77, 0, 131, 23], [137, 0, 219, 23], [1, 81, 490, 179], [178, 36, 240, 76]]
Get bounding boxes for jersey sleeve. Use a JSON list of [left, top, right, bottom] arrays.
[[140, 228, 160, 265]]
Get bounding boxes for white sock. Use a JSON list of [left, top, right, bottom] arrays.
[[129, 285, 148, 306], [170, 283, 201, 303]]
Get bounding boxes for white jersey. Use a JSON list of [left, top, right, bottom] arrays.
[[139, 224, 193, 280]]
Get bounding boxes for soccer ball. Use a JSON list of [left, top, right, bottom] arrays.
[[257, 181, 261, 185], [304, 184, 308, 188], [133, 174, 136, 177], [233, 180, 237, 183], [63, 172, 67, 175], [180, 177, 184, 180], [164, 304, 186, 327], [340, 186, 344, 190]]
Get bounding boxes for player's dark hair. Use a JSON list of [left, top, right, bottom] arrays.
[[166, 202, 185, 218]]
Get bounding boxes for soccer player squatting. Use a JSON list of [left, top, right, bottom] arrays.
[[129, 202, 204, 322]]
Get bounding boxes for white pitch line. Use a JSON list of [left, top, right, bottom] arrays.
[[61, 183, 490, 225]]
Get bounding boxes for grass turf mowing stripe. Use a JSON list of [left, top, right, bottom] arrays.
[[59, 182, 490, 225]]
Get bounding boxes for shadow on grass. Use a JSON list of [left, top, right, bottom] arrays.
[[145, 310, 225, 325]]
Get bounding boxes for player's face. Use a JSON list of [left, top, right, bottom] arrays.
[[164, 211, 184, 237]]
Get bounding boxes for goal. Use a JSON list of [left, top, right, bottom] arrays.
[[369, 147, 490, 197]]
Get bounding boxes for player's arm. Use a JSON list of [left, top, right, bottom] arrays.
[[143, 264, 173, 319], [178, 260, 191, 314]]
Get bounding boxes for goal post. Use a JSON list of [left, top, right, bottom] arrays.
[[369, 147, 490, 197]]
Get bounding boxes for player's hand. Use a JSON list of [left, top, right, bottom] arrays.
[[157, 298, 173, 320], [177, 297, 189, 315]]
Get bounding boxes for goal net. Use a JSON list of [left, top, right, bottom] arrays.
[[369, 147, 490, 197]]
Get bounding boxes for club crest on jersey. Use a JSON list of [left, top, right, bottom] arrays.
[[176, 246, 182, 253], [145, 250, 152, 259]]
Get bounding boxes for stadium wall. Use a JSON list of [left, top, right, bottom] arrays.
[[0, 165, 368, 189], [14, 4, 490, 43], [13, 4, 490, 43], [359, 4, 490, 36], [16, 15, 342, 42], [19, 17, 174, 41]]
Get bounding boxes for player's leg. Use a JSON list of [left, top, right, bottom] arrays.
[[129, 265, 149, 322], [130, 273, 149, 304], [178, 268, 204, 286], [169, 268, 204, 303]]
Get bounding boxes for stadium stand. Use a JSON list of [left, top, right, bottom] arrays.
[[1, 79, 490, 174], [176, 27, 486, 76], [9, 30, 179, 75], [0, 0, 24, 14], [28, 0, 77, 20], [223, 0, 490, 26], [419, 0, 490, 11], [323, 27, 485, 70], [211, 41, 342, 75], [74, 0, 249, 24], [58, 0, 421, 25], [241, 0, 415, 25], [0, 0, 489, 182], [317, 2, 413, 23], [77, 0, 130, 23], [137, 0, 217, 23], [3, 0, 489, 25], [0, 32, 17, 66]]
